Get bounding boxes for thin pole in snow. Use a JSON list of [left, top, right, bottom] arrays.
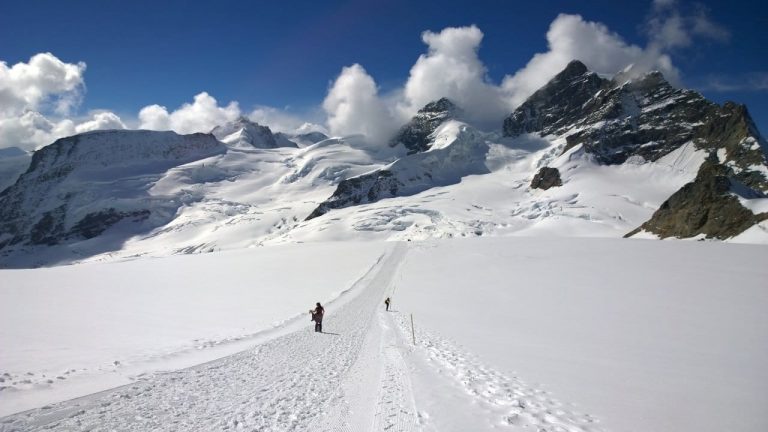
[[410, 314, 416, 345]]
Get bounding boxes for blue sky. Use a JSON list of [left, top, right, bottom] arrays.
[[1, 0, 766, 146]]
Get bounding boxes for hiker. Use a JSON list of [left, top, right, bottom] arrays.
[[384, 297, 391, 311], [310, 302, 324, 333]]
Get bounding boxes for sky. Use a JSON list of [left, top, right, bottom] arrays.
[[1, 0, 766, 150]]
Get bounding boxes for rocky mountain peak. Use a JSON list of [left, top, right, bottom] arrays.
[[503, 60, 768, 192], [558, 59, 589, 78], [390, 97, 460, 154], [503, 60, 606, 137], [418, 97, 457, 114], [211, 117, 297, 149]]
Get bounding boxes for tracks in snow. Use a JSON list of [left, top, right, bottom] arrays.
[[1, 241, 604, 432], [1, 243, 408, 432]]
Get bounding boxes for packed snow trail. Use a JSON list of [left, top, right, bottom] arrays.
[[386, 312, 605, 432], [1, 240, 606, 432], [0, 243, 408, 432]]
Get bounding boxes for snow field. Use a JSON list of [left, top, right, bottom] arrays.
[[0, 241, 389, 416], [394, 237, 768, 432], [1, 237, 766, 432], [0, 243, 407, 431]]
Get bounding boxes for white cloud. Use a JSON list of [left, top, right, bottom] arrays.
[[75, 111, 126, 133], [0, 111, 74, 151], [0, 53, 130, 151], [0, 52, 86, 117], [138, 92, 240, 134], [322, 6, 726, 138], [399, 25, 511, 128], [322, 64, 397, 144]]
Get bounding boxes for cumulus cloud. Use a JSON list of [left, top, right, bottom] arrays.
[[399, 25, 510, 128], [138, 92, 240, 134], [0, 53, 130, 150], [75, 111, 126, 133], [0, 52, 86, 117], [322, 64, 398, 143], [0, 111, 73, 151], [322, 2, 728, 139], [500, 14, 680, 107]]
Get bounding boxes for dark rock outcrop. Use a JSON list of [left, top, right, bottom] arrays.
[[530, 167, 562, 190], [625, 159, 768, 239], [306, 170, 402, 220], [390, 98, 459, 154]]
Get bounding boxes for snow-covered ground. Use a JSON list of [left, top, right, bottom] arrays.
[[2, 238, 766, 432], [396, 237, 768, 432], [0, 241, 389, 416]]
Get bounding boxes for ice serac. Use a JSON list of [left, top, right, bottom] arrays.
[[0, 130, 226, 252], [503, 60, 768, 192], [389, 97, 459, 154], [626, 158, 768, 239], [307, 121, 488, 220], [211, 117, 297, 149]]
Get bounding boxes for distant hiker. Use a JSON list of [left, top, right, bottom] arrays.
[[384, 297, 391, 311], [310, 302, 324, 333]]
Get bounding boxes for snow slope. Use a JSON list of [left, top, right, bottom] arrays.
[[2, 238, 766, 432], [0, 241, 389, 416]]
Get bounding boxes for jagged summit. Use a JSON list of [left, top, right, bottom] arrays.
[[418, 97, 457, 114], [211, 117, 297, 149], [558, 59, 590, 78], [503, 60, 605, 137], [389, 97, 460, 154], [503, 60, 768, 191]]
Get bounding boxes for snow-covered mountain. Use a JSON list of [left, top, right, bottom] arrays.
[[1, 61, 767, 267], [211, 116, 298, 149]]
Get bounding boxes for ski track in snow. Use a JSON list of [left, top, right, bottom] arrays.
[[390, 313, 605, 432], [372, 313, 420, 432], [1, 241, 605, 432], [0, 244, 407, 432]]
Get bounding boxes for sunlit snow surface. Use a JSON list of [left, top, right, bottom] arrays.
[[1, 239, 766, 432]]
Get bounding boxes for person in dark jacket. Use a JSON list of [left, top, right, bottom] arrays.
[[384, 297, 391, 311], [310, 302, 324, 333]]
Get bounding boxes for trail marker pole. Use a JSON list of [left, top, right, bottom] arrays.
[[410, 314, 416, 345]]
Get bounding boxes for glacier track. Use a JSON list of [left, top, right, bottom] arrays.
[[0, 242, 604, 432]]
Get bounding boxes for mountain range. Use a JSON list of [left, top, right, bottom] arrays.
[[1, 60, 766, 267]]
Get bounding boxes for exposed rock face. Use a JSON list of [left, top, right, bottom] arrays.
[[212, 117, 297, 149], [531, 167, 562, 190], [306, 170, 401, 220], [390, 98, 459, 154], [307, 122, 489, 220], [0, 130, 225, 250], [626, 159, 768, 239], [503, 60, 768, 192], [503, 61, 604, 138]]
